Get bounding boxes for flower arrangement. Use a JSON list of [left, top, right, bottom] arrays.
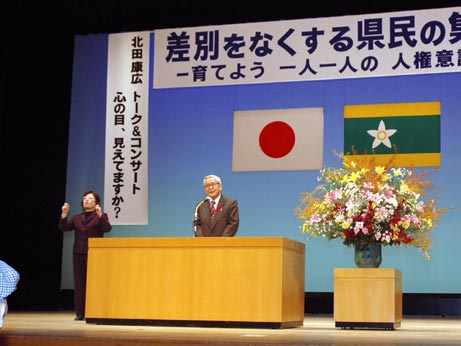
[[296, 153, 449, 259]]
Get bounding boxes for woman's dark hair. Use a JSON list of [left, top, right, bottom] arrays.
[[81, 190, 101, 209]]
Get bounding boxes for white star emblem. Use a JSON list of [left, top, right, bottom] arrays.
[[367, 120, 397, 149]]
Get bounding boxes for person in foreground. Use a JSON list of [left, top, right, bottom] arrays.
[[0, 260, 20, 329], [193, 174, 239, 237], [59, 190, 112, 321]]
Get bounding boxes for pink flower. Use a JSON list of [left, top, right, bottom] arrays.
[[310, 214, 321, 223], [363, 182, 373, 190]]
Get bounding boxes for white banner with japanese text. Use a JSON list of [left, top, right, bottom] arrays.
[[104, 31, 150, 225], [153, 7, 461, 88]]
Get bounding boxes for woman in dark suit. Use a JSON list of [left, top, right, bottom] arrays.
[[193, 175, 239, 237], [59, 190, 112, 321]]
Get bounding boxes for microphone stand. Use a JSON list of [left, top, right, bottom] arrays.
[[193, 198, 209, 235]]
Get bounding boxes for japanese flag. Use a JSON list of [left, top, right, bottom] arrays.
[[232, 108, 324, 171]]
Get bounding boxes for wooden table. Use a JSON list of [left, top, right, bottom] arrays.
[[334, 268, 402, 329]]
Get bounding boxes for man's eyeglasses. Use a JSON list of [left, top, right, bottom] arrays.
[[204, 182, 220, 189]]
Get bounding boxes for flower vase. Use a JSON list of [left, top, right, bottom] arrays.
[[354, 243, 382, 268]]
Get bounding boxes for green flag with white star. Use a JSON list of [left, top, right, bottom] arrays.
[[344, 102, 441, 167]]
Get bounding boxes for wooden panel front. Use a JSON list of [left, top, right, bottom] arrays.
[[334, 268, 402, 324], [85, 237, 305, 324]]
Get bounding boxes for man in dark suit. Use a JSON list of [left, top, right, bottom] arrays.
[[193, 175, 239, 237]]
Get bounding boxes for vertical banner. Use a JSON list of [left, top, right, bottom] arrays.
[[104, 31, 150, 225]]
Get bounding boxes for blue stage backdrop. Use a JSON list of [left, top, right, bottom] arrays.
[[62, 9, 461, 294]]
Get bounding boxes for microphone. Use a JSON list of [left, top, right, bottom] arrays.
[[193, 198, 209, 234]]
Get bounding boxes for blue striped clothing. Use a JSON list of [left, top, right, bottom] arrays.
[[0, 260, 20, 300]]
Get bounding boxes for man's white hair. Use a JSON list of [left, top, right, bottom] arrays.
[[203, 174, 222, 186]]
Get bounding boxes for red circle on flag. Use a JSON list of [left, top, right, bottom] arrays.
[[259, 121, 295, 158]]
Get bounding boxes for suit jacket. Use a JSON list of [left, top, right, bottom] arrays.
[[193, 195, 239, 237], [59, 210, 112, 254]]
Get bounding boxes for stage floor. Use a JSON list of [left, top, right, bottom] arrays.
[[1, 311, 460, 346]]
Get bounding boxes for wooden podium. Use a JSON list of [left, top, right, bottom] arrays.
[[334, 268, 402, 329], [85, 237, 305, 328]]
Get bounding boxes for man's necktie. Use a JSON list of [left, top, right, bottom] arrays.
[[210, 201, 216, 221]]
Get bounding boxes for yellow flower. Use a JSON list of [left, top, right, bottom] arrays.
[[400, 182, 410, 193], [296, 152, 449, 259], [423, 217, 433, 228], [375, 166, 385, 175], [393, 168, 403, 177], [346, 161, 356, 169], [350, 172, 361, 182], [400, 220, 410, 229], [390, 224, 399, 231], [340, 173, 351, 183]]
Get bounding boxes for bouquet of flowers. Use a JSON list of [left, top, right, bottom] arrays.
[[296, 153, 449, 259]]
